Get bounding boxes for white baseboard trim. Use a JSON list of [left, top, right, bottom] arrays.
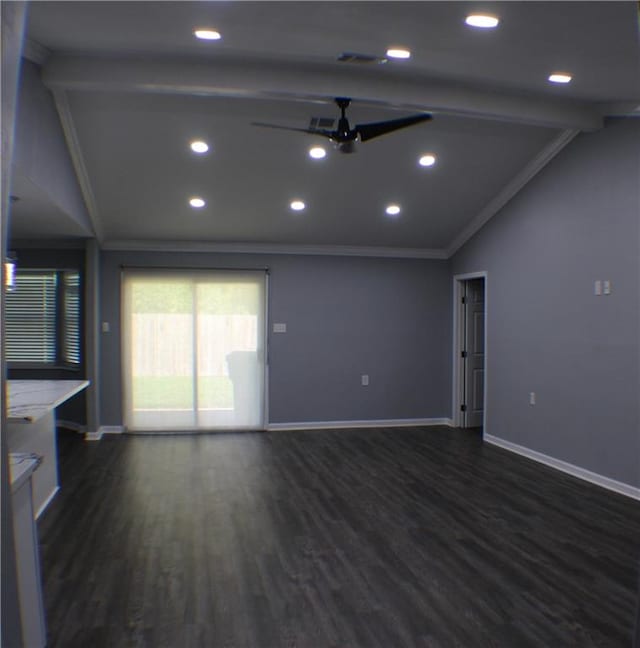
[[57, 419, 87, 434], [268, 418, 453, 432], [99, 425, 125, 435], [35, 486, 60, 519], [85, 425, 125, 441], [484, 434, 640, 501]]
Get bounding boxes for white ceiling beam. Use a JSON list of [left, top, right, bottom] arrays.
[[43, 54, 603, 132]]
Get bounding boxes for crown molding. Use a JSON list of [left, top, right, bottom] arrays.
[[9, 238, 88, 250], [101, 239, 448, 260], [51, 90, 104, 243], [446, 128, 579, 257], [28, 118, 579, 264], [23, 38, 51, 66], [597, 102, 640, 118]]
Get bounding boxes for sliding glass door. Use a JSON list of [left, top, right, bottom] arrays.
[[122, 269, 266, 431]]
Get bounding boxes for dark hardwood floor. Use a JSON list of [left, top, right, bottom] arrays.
[[38, 427, 640, 647]]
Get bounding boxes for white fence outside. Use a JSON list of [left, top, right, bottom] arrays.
[[132, 313, 258, 377]]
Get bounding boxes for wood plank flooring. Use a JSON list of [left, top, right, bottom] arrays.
[[38, 427, 640, 647]]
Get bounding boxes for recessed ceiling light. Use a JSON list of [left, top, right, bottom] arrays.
[[189, 197, 206, 208], [419, 154, 436, 167], [194, 28, 221, 41], [386, 48, 411, 60], [385, 204, 401, 216], [309, 146, 326, 159], [190, 140, 209, 154], [548, 73, 572, 84], [290, 200, 306, 211], [465, 14, 500, 28]]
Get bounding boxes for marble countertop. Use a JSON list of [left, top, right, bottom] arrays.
[[7, 380, 90, 423], [8, 452, 42, 492]]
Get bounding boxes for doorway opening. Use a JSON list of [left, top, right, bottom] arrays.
[[452, 273, 487, 435]]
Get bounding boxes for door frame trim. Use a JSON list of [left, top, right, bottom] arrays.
[[263, 271, 270, 430], [452, 271, 488, 431]]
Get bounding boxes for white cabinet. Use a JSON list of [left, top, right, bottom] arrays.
[[10, 454, 47, 648]]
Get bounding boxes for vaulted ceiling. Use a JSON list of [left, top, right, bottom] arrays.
[[12, 1, 640, 256]]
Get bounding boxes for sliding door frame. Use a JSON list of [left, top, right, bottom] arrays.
[[263, 271, 270, 430], [120, 266, 269, 433]]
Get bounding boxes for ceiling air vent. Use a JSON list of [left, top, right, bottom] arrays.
[[309, 117, 335, 129], [337, 52, 387, 64]]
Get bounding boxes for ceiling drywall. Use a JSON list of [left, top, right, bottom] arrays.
[[14, 1, 640, 256]]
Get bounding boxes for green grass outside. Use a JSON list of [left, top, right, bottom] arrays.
[[133, 375, 233, 409]]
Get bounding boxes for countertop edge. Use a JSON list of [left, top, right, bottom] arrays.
[[9, 454, 40, 492], [7, 380, 90, 423]]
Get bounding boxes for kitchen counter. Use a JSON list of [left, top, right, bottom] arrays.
[[7, 379, 90, 516], [7, 379, 89, 423], [9, 452, 47, 647], [8, 452, 42, 492]]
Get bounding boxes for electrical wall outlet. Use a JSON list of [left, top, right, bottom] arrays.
[[529, 392, 536, 406], [361, 374, 369, 386]]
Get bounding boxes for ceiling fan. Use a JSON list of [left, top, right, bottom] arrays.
[[252, 97, 432, 153]]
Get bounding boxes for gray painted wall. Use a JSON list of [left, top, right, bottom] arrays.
[[452, 118, 640, 488], [99, 251, 452, 426], [13, 59, 92, 234]]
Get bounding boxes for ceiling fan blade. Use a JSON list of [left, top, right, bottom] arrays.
[[355, 113, 432, 142], [251, 121, 333, 138]]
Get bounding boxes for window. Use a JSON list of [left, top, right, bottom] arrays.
[[5, 269, 81, 367], [62, 272, 81, 364]]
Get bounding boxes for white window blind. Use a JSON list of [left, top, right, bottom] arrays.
[[122, 269, 266, 431], [5, 271, 57, 363], [62, 271, 81, 364], [5, 269, 81, 366]]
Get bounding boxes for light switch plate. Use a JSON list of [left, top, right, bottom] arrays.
[[594, 280, 602, 296], [273, 323, 287, 333], [603, 280, 611, 295]]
